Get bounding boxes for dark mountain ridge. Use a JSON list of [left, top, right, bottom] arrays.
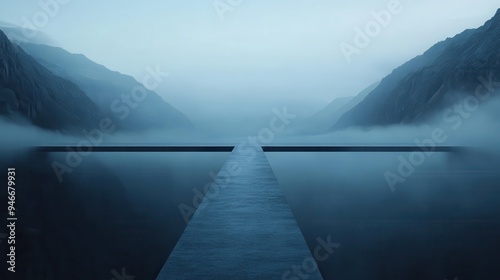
[[0, 30, 102, 131], [334, 9, 500, 129], [18, 42, 194, 131]]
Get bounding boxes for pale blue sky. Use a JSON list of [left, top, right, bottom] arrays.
[[0, 0, 498, 122]]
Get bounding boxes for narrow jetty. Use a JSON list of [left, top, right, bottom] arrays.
[[156, 147, 322, 279]]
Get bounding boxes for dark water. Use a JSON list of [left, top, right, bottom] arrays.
[[0, 150, 230, 280], [267, 151, 500, 280], [1, 148, 499, 280]]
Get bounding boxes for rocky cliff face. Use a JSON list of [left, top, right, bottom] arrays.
[[334, 9, 500, 129], [19, 42, 194, 131], [0, 30, 102, 131]]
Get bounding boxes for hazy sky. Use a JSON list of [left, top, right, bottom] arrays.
[[0, 0, 498, 126]]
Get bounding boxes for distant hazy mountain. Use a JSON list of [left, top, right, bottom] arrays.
[[291, 82, 379, 134], [334, 9, 500, 130], [0, 30, 102, 131], [311, 96, 352, 129], [324, 82, 379, 128], [286, 96, 351, 135], [18, 42, 193, 131], [0, 22, 56, 46]]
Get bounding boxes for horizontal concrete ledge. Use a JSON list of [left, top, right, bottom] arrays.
[[33, 146, 235, 152], [262, 146, 465, 152], [31, 146, 466, 153]]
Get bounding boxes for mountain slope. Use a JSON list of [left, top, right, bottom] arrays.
[[286, 96, 351, 135], [325, 81, 379, 128], [334, 9, 500, 129], [307, 96, 352, 131], [0, 22, 56, 46], [292, 82, 379, 134], [0, 30, 101, 131], [18, 42, 193, 131]]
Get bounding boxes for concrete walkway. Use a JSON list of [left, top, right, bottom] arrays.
[[156, 147, 323, 280]]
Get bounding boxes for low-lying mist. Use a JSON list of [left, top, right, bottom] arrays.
[[2, 91, 500, 149], [1, 92, 499, 280], [264, 96, 500, 279]]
